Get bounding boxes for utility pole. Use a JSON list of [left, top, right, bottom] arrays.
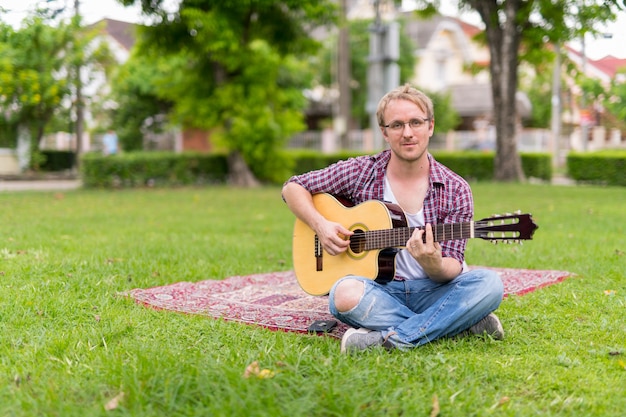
[[366, 0, 399, 150], [367, 0, 384, 150], [337, 0, 351, 149]]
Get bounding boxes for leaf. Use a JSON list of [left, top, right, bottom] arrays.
[[104, 392, 124, 411], [243, 361, 275, 379], [429, 394, 440, 417]]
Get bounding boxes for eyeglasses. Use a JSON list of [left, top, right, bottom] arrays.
[[383, 117, 430, 132]]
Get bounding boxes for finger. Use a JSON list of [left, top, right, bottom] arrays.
[[339, 226, 354, 237], [408, 228, 424, 249], [424, 223, 434, 245]]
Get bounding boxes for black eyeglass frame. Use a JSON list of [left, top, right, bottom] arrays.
[[382, 117, 431, 130]]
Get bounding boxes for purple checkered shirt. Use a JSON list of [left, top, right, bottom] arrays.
[[284, 150, 474, 266]]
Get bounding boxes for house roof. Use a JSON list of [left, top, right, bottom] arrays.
[[89, 18, 137, 51], [449, 83, 532, 118], [564, 45, 626, 83], [591, 55, 626, 78], [403, 13, 479, 51]]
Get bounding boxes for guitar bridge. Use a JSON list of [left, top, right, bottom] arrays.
[[314, 235, 323, 271]]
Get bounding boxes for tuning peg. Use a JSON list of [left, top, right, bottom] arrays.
[[515, 210, 521, 214]]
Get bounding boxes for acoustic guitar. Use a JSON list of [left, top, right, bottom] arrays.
[[292, 193, 538, 296]]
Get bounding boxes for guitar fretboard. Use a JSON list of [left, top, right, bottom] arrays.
[[353, 222, 474, 251]]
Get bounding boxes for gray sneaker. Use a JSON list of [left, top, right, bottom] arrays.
[[469, 313, 504, 340], [340, 328, 385, 353]]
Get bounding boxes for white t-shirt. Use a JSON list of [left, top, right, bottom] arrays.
[[383, 176, 428, 280], [383, 175, 467, 280]]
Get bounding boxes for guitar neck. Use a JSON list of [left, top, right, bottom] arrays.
[[361, 222, 473, 251]]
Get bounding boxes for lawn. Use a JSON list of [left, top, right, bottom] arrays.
[[0, 183, 624, 416]]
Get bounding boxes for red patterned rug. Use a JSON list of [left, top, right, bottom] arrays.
[[125, 267, 572, 339]]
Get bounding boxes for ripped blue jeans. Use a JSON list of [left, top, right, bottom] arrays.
[[328, 269, 504, 349]]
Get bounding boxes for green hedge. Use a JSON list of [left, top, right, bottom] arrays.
[[80, 151, 228, 188], [40, 150, 75, 171], [433, 151, 552, 181], [567, 151, 626, 186], [288, 150, 552, 182], [80, 150, 552, 188]]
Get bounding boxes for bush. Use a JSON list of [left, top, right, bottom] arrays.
[[432, 152, 552, 182], [567, 151, 626, 186], [286, 150, 367, 176], [40, 150, 76, 171], [432, 151, 494, 180], [80, 150, 553, 188], [81, 151, 228, 188]]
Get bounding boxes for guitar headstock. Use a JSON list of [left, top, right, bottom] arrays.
[[475, 212, 538, 243]]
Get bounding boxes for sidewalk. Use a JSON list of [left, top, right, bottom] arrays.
[[0, 179, 81, 192]]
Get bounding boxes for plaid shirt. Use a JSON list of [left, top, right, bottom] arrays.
[[285, 150, 473, 265]]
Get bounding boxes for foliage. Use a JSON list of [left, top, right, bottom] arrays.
[[109, 51, 174, 151], [0, 12, 112, 165], [115, 0, 338, 184], [0, 185, 625, 416], [412, 0, 624, 182], [567, 150, 626, 186], [80, 150, 554, 188], [0, 17, 70, 152], [429, 89, 461, 133], [519, 63, 553, 129], [603, 68, 626, 132], [80, 151, 228, 188], [40, 150, 76, 172], [287, 150, 552, 182], [433, 151, 552, 182]]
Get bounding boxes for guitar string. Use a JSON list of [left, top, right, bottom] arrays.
[[350, 223, 474, 251], [349, 219, 524, 251]]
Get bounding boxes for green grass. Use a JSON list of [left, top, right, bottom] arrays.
[[0, 184, 624, 416]]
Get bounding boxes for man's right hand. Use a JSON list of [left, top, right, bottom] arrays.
[[314, 220, 353, 256]]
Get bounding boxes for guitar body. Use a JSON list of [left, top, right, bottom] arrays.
[[292, 193, 538, 296], [292, 193, 406, 296]]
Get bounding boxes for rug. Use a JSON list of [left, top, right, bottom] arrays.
[[125, 267, 572, 339]]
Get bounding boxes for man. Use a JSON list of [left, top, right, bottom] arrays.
[[282, 84, 504, 353], [102, 130, 119, 156]]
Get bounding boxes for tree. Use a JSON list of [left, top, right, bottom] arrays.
[[604, 70, 626, 131], [0, 11, 112, 168], [414, 0, 623, 181], [108, 51, 174, 151], [117, 0, 338, 186], [0, 17, 72, 164]]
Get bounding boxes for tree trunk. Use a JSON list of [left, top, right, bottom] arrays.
[[472, 0, 526, 182], [227, 150, 260, 187]]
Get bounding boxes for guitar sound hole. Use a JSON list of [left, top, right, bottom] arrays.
[[349, 229, 366, 253]]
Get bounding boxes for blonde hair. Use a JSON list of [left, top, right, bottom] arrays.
[[376, 84, 434, 127]]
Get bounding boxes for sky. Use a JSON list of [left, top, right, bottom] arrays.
[[1, 0, 146, 26], [2, 0, 625, 60]]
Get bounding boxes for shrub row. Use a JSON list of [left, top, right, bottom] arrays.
[[290, 150, 552, 182], [434, 151, 552, 181], [80, 151, 228, 188], [80, 150, 553, 188], [40, 150, 75, 171], [567, 151, 626, 186]]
